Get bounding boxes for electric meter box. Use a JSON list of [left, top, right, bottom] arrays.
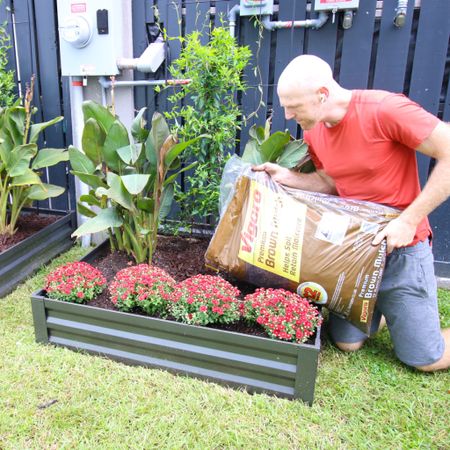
[[57, 0, 124, 76], [239, 0, 274, 16], [314, 0, 359, 11]]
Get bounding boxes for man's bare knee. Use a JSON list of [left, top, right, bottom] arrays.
[[335, 341, 365, 352]]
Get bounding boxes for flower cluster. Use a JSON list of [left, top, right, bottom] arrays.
[[242, 288, 322, 343], [109, 264, 176, 315], [169, 274, 241, 326], [45, 262, 106, 304]]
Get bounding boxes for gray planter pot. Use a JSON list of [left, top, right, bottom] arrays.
[[1, 209, 76, 298], [31, 242, 321, 405]]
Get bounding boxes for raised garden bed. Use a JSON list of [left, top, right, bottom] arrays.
[[0, 209, 76, 298], [31, 240, 321, 405]]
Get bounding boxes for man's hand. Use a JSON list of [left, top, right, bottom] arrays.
[[372, 217, 416, 254], [252, 162, 295, 185]]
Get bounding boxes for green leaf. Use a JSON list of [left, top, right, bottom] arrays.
[[277, 140, 309, 169], [29, 116, 63, 143], [159, 184, 174, 219], [70, 171, 107, 190], [163, 161, 197, 187], [82, 118, 106, 166], [79, 193, 101, 206], [72, 207, 123, 238], [102, 120, 129, 171], [82, 100, 116, 133], [249, 124, 265, 145], [260, 131, 291, 162], [76, 201, 97, 218], [164, 135, 209, 168], [241, 140, 263, 165], [149, 112, 170, 153], [120, 174, 150, 195], [101, 172, 134, 211], [27, 183, 65, 200], [117, 144, 141, 165], [137, 197, 154, 212], [144, 133, 156, 166], [131, 107, 149, 142], [8, 144, 37, 176], [5, 107, 26, 145], [69, 146, 96, 174], [11, 169, 42, 186], [31, 148, 68, 170]]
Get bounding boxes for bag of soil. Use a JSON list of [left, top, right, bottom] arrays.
[[205, 156, 400, 334]]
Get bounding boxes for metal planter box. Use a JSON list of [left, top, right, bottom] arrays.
[[0, 210, 76, 298], [31, 243, 321, 405]]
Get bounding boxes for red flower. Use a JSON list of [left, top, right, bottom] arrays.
[[169, 275, 241, 326], [242, 288, 322, 343], [44, 262, 106, 304], [109, 264, 175, 316]]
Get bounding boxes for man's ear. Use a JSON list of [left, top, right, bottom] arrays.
[[318, 87, 329, 103]]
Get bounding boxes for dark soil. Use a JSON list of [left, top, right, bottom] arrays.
[[84, 235, 279, 340], [0, 213, 59, 253]]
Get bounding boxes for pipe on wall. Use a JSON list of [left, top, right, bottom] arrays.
[[394, 0, 409, 28]]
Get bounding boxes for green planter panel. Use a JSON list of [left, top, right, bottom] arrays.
[[0, 210, 76, 298], [31, 242, 321, 404]]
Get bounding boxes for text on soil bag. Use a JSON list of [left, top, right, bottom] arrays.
[[238, 180, 306, 282]]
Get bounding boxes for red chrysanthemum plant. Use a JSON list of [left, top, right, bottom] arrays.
[[109, 264, 176, 316], [44, 262, 106, 304], [241, 288, 322, 343], [169, 274, 241, 326]]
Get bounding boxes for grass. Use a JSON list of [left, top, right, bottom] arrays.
[[1, 245, 449, 449]]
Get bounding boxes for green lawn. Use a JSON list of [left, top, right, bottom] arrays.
[[1, 245, 449, 449]]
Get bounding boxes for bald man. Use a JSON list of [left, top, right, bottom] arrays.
[[254, 54, 450, 372]]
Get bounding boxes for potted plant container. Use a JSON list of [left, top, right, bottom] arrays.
[[31, 241, 321, 405], [0, 208, 76, 298]]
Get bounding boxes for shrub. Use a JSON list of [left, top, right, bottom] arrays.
[[162, 27, 251, 227], [242, 288, 322, 343], [169, 274, 241, 326], [110, 264, 176, 316], [45, 262, 106, 303], [69, 101, 206, 263]]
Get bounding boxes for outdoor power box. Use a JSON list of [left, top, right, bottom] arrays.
[[314, 0, 359, 11], [56, 0, 125, 76]]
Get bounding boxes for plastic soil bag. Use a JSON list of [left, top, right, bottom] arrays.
[[205, 156, 400, 334]]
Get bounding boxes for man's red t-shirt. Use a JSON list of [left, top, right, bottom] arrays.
[[304, 90, 439, 245]]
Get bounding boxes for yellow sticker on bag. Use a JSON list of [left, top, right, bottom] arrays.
[[238, 179, 306, 282]]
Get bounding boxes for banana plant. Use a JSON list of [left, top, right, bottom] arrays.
[[241, 118, 315, 172], [70, 100, 207, 263], [0, 91, 68, 236]]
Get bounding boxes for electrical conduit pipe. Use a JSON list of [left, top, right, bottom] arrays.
[[69, 76, 91, 247]]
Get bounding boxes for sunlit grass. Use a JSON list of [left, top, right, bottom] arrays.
[[0, 245, 448, 449]]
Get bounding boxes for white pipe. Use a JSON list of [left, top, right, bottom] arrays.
[[228, 5, 240, 38], [68, 76, 90, 247], [261, 12, 329, 31], [116, 36, 165, 73]]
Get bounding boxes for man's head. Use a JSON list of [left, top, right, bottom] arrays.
[[277, 55, 335, 130]]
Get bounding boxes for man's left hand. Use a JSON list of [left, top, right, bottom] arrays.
[[372, 217, 416, 254]]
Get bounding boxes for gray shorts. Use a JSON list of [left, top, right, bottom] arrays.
[[327, 240, 445, 367]]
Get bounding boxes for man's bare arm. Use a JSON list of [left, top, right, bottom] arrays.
[[372, 121, 450, 251], [252, 163, 337, 195]]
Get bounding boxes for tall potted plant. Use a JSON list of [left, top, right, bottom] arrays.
[[0, 80, 75, 298]]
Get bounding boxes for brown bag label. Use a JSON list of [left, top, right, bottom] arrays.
[[206, 165, 399, 334]]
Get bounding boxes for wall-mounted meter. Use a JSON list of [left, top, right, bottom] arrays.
[[57, 0, 124, 76], [313, 0, 359, 12], [239, 0, 274, 17]]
